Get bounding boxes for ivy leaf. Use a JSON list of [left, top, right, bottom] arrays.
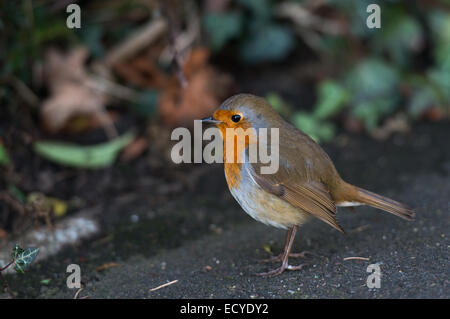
[[265, 92, 294, 118], [14, 247, 39, 273], [351, 97, 399, 131], [12, 244, 24, 259], [203, 12, 243, 51], [346, 58, 400, 101], [239, 23, 295, 64], [294, 112, 336, 143], [372, 9, 424, 66], [427, 11, 450, 72], [313, 80, 350, 120], [345, 59, 400, 129], [408, 84, 440, 117]]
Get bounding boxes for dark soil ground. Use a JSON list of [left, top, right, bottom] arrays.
[[2, 121, 449, 299]]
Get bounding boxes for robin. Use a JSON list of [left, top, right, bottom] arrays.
[[201, 93, 415, 277]]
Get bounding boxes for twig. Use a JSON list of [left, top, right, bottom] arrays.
[[103, 19, 167, 67], [0, 260, 16, 298], [150, 279, 178, 292], [86, 74, 139, 102], [275, 2, 347, 35], [0, 191, 26, 215], [343, 257, 370, 261], [158, 0, 187, 88], [158, 1, 200, 66], [73, 287, 84, 299], [0, 272, 15, 298], [0, 260, 15, 272]]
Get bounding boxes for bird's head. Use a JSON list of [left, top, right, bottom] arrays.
[[201, 94, 282, 163], [201, 93, 281, 135]]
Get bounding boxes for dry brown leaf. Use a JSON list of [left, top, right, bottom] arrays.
[[421, 107, 448, 122], [159, 47, 233, 127], [113, 46, 233, 127], [41, 47, 110, 133]]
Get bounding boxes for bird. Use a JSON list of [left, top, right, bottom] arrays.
[[201, 93, 415, 277]]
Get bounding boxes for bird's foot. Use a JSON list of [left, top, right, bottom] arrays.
[[256, 263, 307, 277], [259, 251, 312, 263]]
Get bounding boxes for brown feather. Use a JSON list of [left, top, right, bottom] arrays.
[[336, 182, 415, 221], [250, 169, 344, 232]]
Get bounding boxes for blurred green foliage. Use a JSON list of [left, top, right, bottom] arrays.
[[1, 0, 449, 144], [203, 0, 450, 138], [33, 132, 135, 169], [203, 0, 295, 63], [267, 81, 349, 143], [0, 143, 11, 166]]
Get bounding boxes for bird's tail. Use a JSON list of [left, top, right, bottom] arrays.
[[339, 182, 415, 221]]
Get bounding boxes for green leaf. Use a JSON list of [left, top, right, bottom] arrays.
[[372, 9, 423, 66], [408, 86, 438, 117], [203, 12, 243, 51], [0, 143, 10, 166], [313, 80, 350, 119], [12, 244, 24, 259], [293, 112, 336, 143], [33, 132, 135, 169], [345, 59, 400, 129], [265, 92, 294, 118], [428, 11, 450, 70], [239, 24, 295, 64], [351, 98, 398, 131], [428, 68, 450, 106], [346, 58, 400, 101], [14, 247, 39, 273]]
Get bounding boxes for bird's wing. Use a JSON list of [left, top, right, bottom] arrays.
[[249, 124, 343, 232], [249, 168, 343, 232]]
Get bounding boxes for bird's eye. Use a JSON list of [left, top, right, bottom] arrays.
[[231, 114, 241, 123]]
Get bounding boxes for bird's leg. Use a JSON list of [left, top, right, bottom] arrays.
[[260, 227, 311, 263], [259, 228, 291, 263], [257, 225, 307, 277]]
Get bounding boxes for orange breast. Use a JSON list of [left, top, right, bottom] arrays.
[[213, 109, 255, 191], [219, 126, 252, 191], [224, 162, 242, 189]]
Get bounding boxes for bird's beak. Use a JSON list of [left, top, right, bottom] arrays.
[[201, 116, 222, 125]]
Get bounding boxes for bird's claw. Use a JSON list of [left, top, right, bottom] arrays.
[[259, 251, 312, 263], [256, 263, 308, 277]]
